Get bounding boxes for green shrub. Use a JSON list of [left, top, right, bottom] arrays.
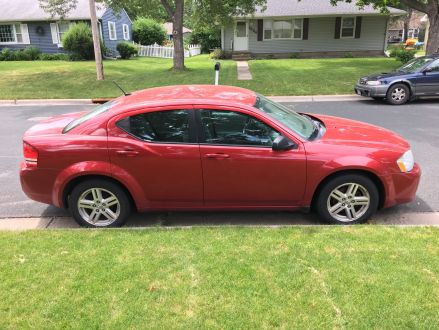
[[132, 18, 166, 46], [391, 48, 417, 63], [62, 22, 98, 60], [23, 46, 41, 60], [116, 42, 138, 59], [209, 48, 225, 60], [12, 49, 32, 61], [38, 53, 70, 61], [188, 28, 221, 53], [388, 44, 405, 57], [0, 48, 14, 61], [343, 52, 354, 58], [290, 53, 300, 59]]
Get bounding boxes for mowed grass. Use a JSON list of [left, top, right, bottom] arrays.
[[1, 226, 439, 329], [0, 55, 400, 99]]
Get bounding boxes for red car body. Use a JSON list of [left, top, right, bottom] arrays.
[[20, 85, 420, 219]]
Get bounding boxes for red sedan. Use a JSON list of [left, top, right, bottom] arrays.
[[20, 85, 420, 227]]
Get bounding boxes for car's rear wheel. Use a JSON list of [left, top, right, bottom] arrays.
[[386, 84, 410, 105], [315, 174, 379, 225], [69, 179, 131, 228]]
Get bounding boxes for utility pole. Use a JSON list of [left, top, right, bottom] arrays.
[[89, 0, 104, 80]]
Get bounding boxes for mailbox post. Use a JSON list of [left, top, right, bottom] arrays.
[[214, 62, 221, 85]]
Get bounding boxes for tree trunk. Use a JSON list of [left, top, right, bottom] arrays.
[[172, 0, 185, 71], [89, 0, 104, 80], [403, 9, 413, 42], [426, 13, 439, 54]]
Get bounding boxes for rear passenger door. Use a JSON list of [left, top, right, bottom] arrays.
[[107, 107, 203, 209]]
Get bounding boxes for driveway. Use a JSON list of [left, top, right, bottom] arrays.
[[1, 99, 438, 226]]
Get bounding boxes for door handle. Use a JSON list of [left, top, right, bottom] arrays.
[[205, 153, 230, 159], [115, 149, 139, 157]]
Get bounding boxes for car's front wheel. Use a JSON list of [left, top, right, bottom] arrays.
[[386, 83, 410, 105], [315, 174, 379, 224], [69, 179, 132, 228]]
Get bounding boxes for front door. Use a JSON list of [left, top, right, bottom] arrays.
[[234, 21, 248, 51], [196, 108, 307, 207]]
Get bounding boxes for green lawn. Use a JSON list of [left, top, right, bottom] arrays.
[[1, 226, 439, 329], [0, 55, 400, 99]]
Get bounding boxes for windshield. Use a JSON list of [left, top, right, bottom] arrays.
[[398, 57, 433, 73], [63, 101, 114, 133], [254, 94, 315, 139]]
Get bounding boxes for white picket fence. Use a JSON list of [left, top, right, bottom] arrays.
[[136, 43, 201, 58]]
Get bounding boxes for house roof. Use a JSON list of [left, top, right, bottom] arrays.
[[0, 0, 107, 22], [243, 0, 405, 18], [163, 22, 192, 35]]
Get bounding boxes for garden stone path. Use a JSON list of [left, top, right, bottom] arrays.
[[236, 61, 253, 80]]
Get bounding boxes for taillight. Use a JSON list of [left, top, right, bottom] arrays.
[[23, 142, 38, 167]]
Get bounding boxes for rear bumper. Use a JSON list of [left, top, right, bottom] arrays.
[[20, 162, 57, 206], [354, 84, 388, 97], [384, 163, 421, 208]]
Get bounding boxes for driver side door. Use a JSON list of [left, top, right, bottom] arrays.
[[196, 107, 307, 208]]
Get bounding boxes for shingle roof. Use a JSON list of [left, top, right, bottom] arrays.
[[0, 0, 107, 21], [244, 0, 405, 17]]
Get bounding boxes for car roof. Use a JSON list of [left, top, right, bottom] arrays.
[[111, 85, 258, 112]]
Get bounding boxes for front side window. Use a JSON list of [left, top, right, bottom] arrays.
[[200, 110, 280, 147], [264, 19, 303, 40], [426, 59, 439, 72], [108, 21, 117, 40], [0, 24, 22, 44], [117, 110, 190, 143], [341, 17, 355, 38]]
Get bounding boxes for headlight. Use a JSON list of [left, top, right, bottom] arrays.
[[397, 150, 414, 172], [366, 80, 382, 86]]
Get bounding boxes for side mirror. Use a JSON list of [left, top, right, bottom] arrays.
[[422, 67, 433, 74], [272, 135, 297, 151]]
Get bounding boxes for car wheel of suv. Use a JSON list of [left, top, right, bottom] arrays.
[[315, 174, 379, 225], [69, 179, 131, 228], [386, 84, 410, 105]]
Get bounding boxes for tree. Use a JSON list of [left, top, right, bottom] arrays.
[[39, 0, 104, 80], [132, 18, 167, 45], [330, 0, 439, 54]]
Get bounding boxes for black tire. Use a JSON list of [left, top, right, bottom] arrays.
[[386, 83, 410, 105], [69, 179, 131, 228], [315, 174, 379, 225]]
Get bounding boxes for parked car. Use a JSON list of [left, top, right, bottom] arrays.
[[20, 85, 420, 227], [355, 54, 439, 105]]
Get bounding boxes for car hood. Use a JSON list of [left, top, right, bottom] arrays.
[[311, 114, 409, 150], [362, 71, 410, 81], [24, 111, 86, 137]]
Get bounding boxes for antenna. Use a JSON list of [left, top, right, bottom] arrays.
[[113, 81, 131, 96]]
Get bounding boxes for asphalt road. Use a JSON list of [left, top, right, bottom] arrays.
[[1, 99, 438, 224]]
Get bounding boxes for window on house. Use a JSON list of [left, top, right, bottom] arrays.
[[108, 21, 117, 40], [263, 18, 303, 40], [341, 17, 356, 38], [0, 24, 22, 44], [122, 24, 129, 40], [57, 22, 71, 43]]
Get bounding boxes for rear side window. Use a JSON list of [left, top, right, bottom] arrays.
[[117, 110, 190, 143], [63, 101, 114, 133]]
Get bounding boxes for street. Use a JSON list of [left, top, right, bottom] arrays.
[[1, 99, 438, 226]]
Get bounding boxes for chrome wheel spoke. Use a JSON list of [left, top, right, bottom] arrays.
[[330, 189, 345, 202], [329, 202, 345, 215], [88, 210, 100, 223], [91, 188, 103, 201], [346, 183, 359, 196], [104, 196, 118, 207], [101, 208, 117, 221], [353, 196, 369, 205], [78, 199, 94, 209], [345, 207, 355, 220]]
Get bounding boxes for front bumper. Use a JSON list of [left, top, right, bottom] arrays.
[[383, 163, 421, 208], [354, 83, 389, 98]]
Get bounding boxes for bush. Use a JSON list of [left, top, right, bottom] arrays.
[[62, 22, 96, 60], [116, 42, 138, 59], [38, 53, 70, 61], [0, 48, 14, 61], [390, 47, 417, 63], [23, 46, 41, 60], [188, 28, 221, 53], [209, 48, 225, 60], [343, 52, 354, 58], [132, 18, 166, 46]]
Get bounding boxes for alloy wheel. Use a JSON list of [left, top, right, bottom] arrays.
[[77, 188, 121, 226], [326, 183, 370, 222], [391, 88, 406, 102]]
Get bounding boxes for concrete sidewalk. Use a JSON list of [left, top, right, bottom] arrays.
[[1, 212, 439, 230], [0, 94, 364, 106]]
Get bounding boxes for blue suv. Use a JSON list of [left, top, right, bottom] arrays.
[[355, 54, 439, 105]]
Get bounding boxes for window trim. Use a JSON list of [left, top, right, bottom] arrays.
[[0, 23, 18, 45], [340, 16, 356, 39], [122, 24, 130, 40], [108, 21, 117, 40], [263, 18, 304, 41], [195, 108, 281, 148]]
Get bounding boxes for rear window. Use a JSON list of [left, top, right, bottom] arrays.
[[63, 101, 114, 133]]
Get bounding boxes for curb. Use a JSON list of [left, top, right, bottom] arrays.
[[0, 95, 364, 106]]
